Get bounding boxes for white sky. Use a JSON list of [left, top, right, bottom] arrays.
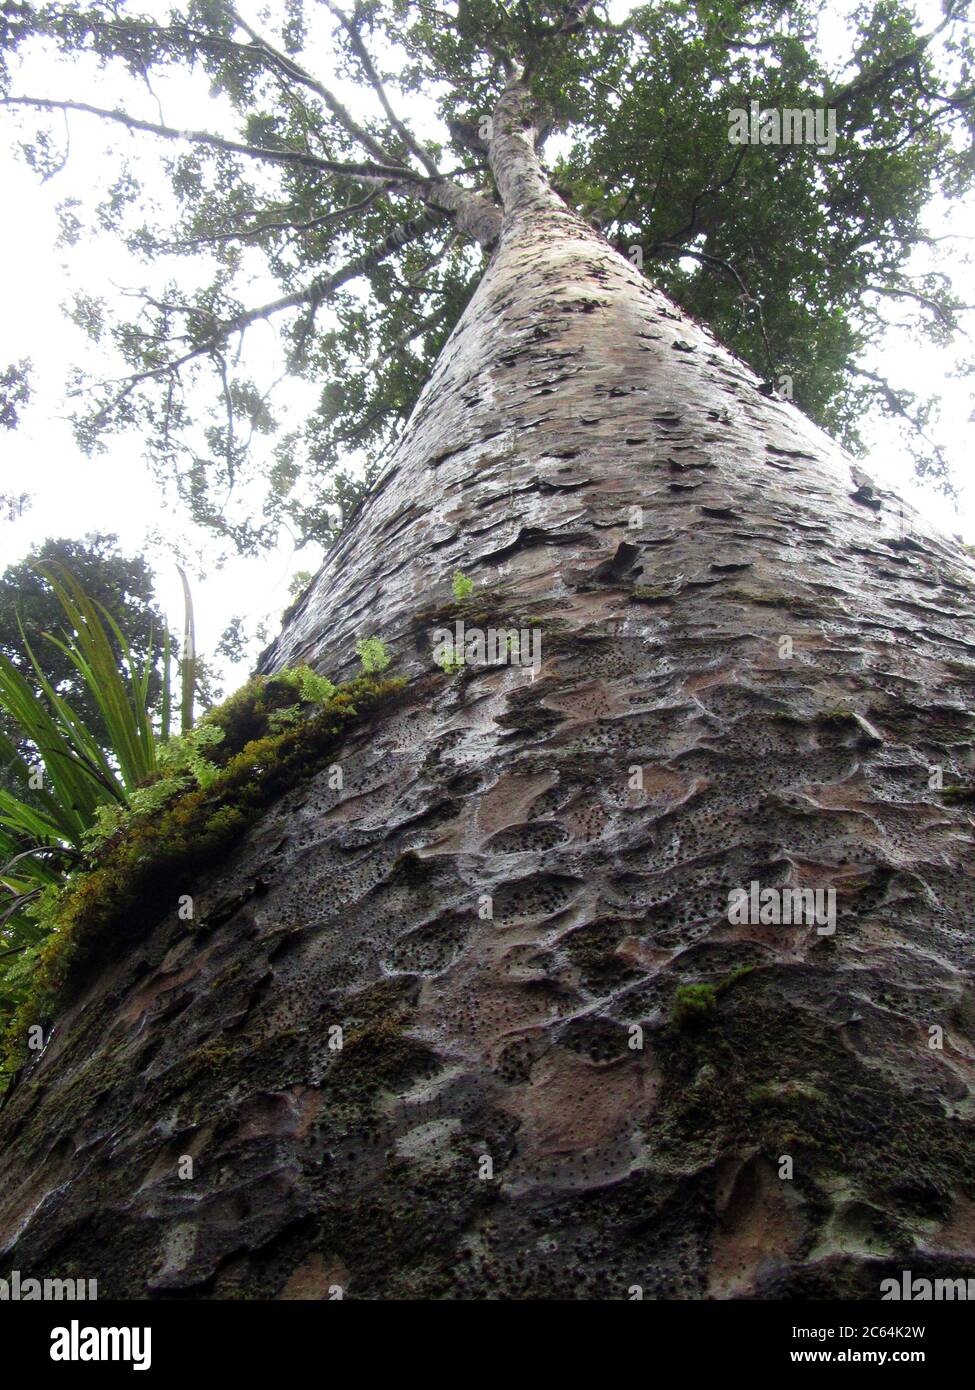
[[0, 0, 972, 692]]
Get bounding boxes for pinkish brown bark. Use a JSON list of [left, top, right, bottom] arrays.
[[2, 81, 975, 1300]]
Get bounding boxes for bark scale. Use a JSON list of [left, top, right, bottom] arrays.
[[1, 90, 975, 1299]]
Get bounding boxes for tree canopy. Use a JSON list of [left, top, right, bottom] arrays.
[[0, 533, 167, 743], [2, 0, 972, 554]]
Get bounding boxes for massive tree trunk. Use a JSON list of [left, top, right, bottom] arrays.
[[2, 86, 975, 1300]]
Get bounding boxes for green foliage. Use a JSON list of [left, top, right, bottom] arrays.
[[941, 783, 975, 805], [81, 724, 229, 852], [0, 360, 32, 432], [0, 561, 166, 855], [38, 567, 161, 788], [452, 570, 475, 602], [672, 982, 719, 1029], [0, 566, 176, 1006], [267, 704, 302, 732], [672, 965, 756, 1030], [0, 668, 406, 1070], [0, 844, 76, 1017], [356, 636, 391, 674], [0, 564, 179, 1023], [287, 569, 314, 599], [2, 0, 969, 545], [289, 664, 338, 704], [434, 648, 465, 676], [261, 661, 337, 723], [0, 535, 167, 751], [213, 613, 271, 669], [0, 574, 350, 1068], [0, 493, 31, 524], [176, 564, 196, 735]]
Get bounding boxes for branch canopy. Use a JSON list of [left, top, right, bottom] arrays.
[[0, 0, 971, 552]]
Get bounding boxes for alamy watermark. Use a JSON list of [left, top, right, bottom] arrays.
[[1, 1268, 97, 1300], [881, 1271, 975, 1300], [727, 881, 836, 935], [50, 1320, 151, 1370], [432, 619, 541, 676], [728, 100, 837, 156]]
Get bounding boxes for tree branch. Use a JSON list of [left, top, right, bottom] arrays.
[[651, 241, 776, 377], [222, 2, 406, 170], [866, 282, 975, 329], [660, 145, 749, 248], [828, 4, 959, 111], [852, 366, 952, 482], [89, 206, 451, 426], [166, 191, 382, 252], [556, 1, 599, 36], [322, 1, 442, 176], [1, 95, 430, 183], [5, 95, 501, 247]]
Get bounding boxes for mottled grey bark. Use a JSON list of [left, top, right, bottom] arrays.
[[2, 84, 975, 1299]]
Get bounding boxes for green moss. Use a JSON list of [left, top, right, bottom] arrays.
[[412, 583, 561, 641], [151, 1037, 244, 1108], [725, 587, 830, 619], [670, 966, 754, 1032], [747, 1080, 828, 1107], [817, 707, 858, 725], [718, 963, 756, 992], [647, 965, 975, 1259], [672, 982, 718, 1029], [1, 669, 406, 1071], [434, 649, 465, 676], [726, 587, 790, 608], [288, 664, 337, 704], [942, 785, 975, 805]]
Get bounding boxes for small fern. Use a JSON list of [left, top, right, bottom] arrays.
[[279, 664, 336, 704], [452, 571, 475, 602], [435, 649, 465, 676], [356, 636, 391, 674]]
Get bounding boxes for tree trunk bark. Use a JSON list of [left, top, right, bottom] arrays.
[[2, 87, 975, 1300]]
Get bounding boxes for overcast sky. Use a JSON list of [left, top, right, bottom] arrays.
[[1, 0, 971, 691]]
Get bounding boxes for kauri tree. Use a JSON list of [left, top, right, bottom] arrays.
[[1, 0, 975, 1301]]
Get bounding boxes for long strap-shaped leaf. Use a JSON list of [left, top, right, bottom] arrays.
[[0, 659, 111, 842], [177, 565, 195, 735], [36, 566, 159, 789], [7, 634, 125, 797]]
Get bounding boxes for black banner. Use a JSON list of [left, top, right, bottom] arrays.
[[0, 1298, 967, 1374]]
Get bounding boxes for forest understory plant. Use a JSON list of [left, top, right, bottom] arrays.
[[0, 594, 406, 1075], [1, 566, 206, 1018], [0, 567, 179, 1006]]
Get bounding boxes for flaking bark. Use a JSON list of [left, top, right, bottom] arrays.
[[2, 83, 975, 1300]]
